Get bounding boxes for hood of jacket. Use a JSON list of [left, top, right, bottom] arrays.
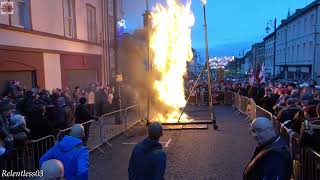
[[58, 135, 83, 152]]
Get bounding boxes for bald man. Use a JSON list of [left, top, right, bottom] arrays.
[[40, 159, 64, 180], [243, 117, 292, 180], [40, 124, 89, 180]]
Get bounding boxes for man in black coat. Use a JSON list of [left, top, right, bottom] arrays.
[[277, 98, 301, 123], [75, 97, 98, 142], [260, 89, 275, 114], [244, 117, 292, 180], [75, 97, 98, 124]]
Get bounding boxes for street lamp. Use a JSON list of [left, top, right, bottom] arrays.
[[265, 18, 277, 78]]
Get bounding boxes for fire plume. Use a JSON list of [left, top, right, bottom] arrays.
[[150, 0, 195, 123]]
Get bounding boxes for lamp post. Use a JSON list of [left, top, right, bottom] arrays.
[[144, 0, 151, 126], [265, 18, 277, 78], [202, 1, 218, 130]]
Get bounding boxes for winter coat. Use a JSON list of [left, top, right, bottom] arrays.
[[128, 137, 166, 180], [75, 104, 95, 124], [260, 96, 275, 114], [53, 105, 74, 129], [243, 136, 292, 180], [40, 135, 89, 180], [277, 106, 301, 123], [0, 115, 10, 140]]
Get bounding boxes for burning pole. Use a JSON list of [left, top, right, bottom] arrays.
[[202, 0, 218, 129]]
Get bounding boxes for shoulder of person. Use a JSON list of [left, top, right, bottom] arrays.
[[151, 148, 165, 155]]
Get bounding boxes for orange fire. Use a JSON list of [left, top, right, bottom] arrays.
[[150, 0, 195, 123]]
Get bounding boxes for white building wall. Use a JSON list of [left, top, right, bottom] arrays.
[[31, 0, 64, 36], [264, 36, 274, 76], [43, 53, 62, 91]]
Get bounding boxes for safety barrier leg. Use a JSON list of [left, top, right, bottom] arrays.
[[123, 108, 134, 137]]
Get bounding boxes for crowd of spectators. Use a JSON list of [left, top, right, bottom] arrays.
[[0, 80, 135, 161], [186, 79, 320, 152]]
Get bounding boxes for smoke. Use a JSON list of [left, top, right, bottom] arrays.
[[118, 28, 173, 120]]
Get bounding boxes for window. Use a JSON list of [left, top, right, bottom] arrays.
[[311, 14, 315, 31], [10, 0, 31, 28], [292, 46, 295, 61], [304, 17, 307, 33], [309, 42, 313, 55], [87, 4, 97, 42], [63, 0, 76, 38], [288, 47, 291, 59], [297, 44, 300, 58]]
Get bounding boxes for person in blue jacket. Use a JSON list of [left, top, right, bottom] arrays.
[[128, 121, 167, 180], [40, 124, 89, 180]]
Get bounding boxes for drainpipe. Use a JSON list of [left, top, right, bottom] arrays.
[[313, 6, 318, 80], [100, 0, 107, 85]]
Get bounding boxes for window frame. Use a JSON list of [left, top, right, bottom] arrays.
[[62, 0, 77, 38], [86, 4, 97, 42], [8, 0, 31, 29]]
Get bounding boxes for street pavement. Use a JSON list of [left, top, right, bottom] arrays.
[[89, 105, 256, 180]]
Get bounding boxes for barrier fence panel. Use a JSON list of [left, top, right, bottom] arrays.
[[234, 93, 240, 110], [249, 98, 256, 121], [239, 96, 248, 115], [124, 105, 144, 130], [301, 148, 320, 180], [0, 135, 55, 172], [100, 109, 126, 142]]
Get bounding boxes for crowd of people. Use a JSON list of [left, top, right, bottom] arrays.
[[187, 79, 320, 151], [0, 80, 134, 162]]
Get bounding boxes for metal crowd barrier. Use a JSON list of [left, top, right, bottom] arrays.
[[0, 135, 55, 172], [55, 104, 142, 152], [301, 148, 320, 180]]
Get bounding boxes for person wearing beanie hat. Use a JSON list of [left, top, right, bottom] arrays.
[[9, 114, 30, 143], [128, 122, 166, 180]]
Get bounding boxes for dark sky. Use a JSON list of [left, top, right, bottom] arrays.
[[123, 0, 313, 57]]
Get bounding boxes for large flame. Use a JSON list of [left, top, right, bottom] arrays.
[[150, 0, 195, 123]]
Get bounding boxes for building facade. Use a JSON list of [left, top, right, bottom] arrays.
[[252, 42, 265, 72], [243, 50, 252, 75], [263, 32, 275, 77], [0, 0, 122, 93], [275, 1, 320, 80]]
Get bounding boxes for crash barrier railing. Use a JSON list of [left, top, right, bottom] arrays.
[[0, 135, 56, 172], [56, 104, 142, 152], [187, 91, 235, 106], [56, 119, 102, 152], [226, 91, 319, 180]]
